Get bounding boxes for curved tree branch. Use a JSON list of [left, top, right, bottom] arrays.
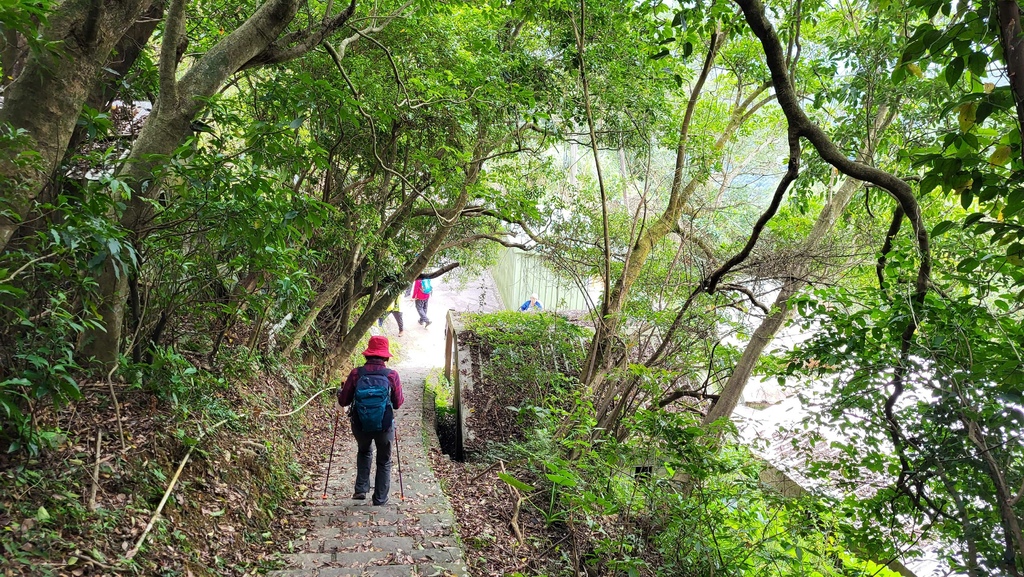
[[734, 0, 932, 494], [718, 283, 770, 314], [418, 261, 461, 280], [240, 0, 357, 70], [438, 233, 534, 252], [876, 204, 905, 291], [704, 130, 801, 294], [733, 0, 930, 301], [157, 0, 186, 107]]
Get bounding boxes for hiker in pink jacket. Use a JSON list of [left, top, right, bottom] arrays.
[[411, 276, 432, 327]]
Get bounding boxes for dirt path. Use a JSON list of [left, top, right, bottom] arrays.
[[269, 273, 503, 576]]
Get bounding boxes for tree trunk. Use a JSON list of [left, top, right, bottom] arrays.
[[283, 250, 361, 357], [1, 25, 26, 88], [582, 32, 754, 399], [998, 0, 1024, 165], [0, 0, 153, 253], [618, 147, 630, 205], [66, 1, 167, 155], [80, 0, 358, 368], [700, 278, 802, 425], [964, 416, 1024, 568]]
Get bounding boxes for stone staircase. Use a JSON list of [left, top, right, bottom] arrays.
[[270, 366, 468, 577]]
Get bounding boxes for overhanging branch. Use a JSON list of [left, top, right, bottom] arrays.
[[240, 0, 357, 70], [419, 261, 460, 279], [438, 233, 534, 252]]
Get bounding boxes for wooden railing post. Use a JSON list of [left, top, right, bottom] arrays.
[[444, 309, 465, 461], [444, 309, 454, 382]]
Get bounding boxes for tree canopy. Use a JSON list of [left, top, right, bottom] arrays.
[[2, 0, 1024, 573]]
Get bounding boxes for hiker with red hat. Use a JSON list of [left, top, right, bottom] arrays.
[[337, 335, 404, 505]]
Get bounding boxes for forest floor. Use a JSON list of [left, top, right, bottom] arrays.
[[0, 362, 304, 577]]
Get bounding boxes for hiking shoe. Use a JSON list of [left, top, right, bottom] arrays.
[[372, 499, 389, 506], [398, 331, 404, 337], [352, 492, 367, 500], [424, 320, 432, 327]]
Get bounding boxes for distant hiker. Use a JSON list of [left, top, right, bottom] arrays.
[[337, 336, 404, 506], [412, 276, 433, 327], [377, 296, 404, 337], [520, 292, 543, 312]]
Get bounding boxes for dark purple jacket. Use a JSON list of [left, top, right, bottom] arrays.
[[338, 360, 404, 425]]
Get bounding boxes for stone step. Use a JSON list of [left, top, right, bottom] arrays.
[[274, 367, 468, 577], [268, 562, 469, 577], [286, 546, 463, 569], [316, 534, 460, 552]]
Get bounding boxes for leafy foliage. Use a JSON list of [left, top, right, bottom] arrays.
[[460, 312, 902, 577]]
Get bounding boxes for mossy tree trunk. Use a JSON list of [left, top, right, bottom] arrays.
[[79, 0, 359, 368], [0, 0, 154, 253]]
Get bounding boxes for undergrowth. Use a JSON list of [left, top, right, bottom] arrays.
[[441, 312, 904, 577], [0, 344, 324, 576]]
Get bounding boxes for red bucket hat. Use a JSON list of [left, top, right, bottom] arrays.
[[361, 335, 392, 358]]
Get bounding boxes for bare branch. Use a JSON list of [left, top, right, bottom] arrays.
[[418, 261, 461, 280], [0, 253, 53, 284], [332, 0, 412, 61], [718, 283, 770, 314], [876, 204, 904, 291], [704, 130, 801, 294], [658, 389, 720, 409]]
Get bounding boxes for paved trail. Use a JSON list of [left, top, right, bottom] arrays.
[[270, 273, 503, 577]]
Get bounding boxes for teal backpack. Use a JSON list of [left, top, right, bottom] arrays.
[[353, 367, 394, 432]]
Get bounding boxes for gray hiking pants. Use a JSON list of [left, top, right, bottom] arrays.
[[351, 420, 394, 505], [414, 298, 429, 324]]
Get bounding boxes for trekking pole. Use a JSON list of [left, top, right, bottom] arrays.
[[394, 423, 405, 501], [322, 408, 341, 499]]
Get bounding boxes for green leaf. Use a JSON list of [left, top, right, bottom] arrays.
[[891, 65, 906, 83], [931, 220, 955, 237], [545, 472, 577, 487], [976, 100, 996, 124], [945, 57, 964, 88], [36, 506, 50, 522], [957, 256, 980, 272], [968, 51, 988, 78], [960, 188, 973, 210], [963, 212, 986, 227], [497, 472, 535, 493]]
